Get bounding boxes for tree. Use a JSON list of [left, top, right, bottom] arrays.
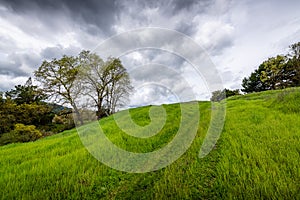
[[260, 55, 288, 90], [287, 42, 300, 86], [0, 99, 17, 134], [210, 90, 225, 102], [224, 88, 241, 97], [78, 51, 132, 119], [5, 77, 47, 105], [211, 88, 240, 102], [104, 58, 132, 115], [34, 55, 84, 125], [242, 42, 300, 93], [242, 64, 268, 93]]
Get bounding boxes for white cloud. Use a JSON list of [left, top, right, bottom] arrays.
[[194, 20, 235, 55], [1, 0, 300, 106], [0, 75, 28, 91]]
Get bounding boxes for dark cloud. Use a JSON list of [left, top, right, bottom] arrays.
[[0, 0, 121, 36], [1, 0, 298, 103], [130, 0, 210, 16], [0, 52, 41, 77], [175, 21, 198, 36], [0, 60, 24, 76], [40, 45, 81, 60], [171, 0, 211, 14]]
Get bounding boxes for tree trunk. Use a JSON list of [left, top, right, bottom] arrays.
[[72, 104, 84, 125]]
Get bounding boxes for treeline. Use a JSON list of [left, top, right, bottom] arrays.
[[0, 78, 74, 145], [242, 42, 300, 93], [0, 50, 132, 145], [211, 42, 300, 101]]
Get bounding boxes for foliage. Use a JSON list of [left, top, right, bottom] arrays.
[[0, 123, 42, 145], [0, 79, 69, 145], [0, 79, 54, 137], [0, 101, 54, 136], [34, 55, 83, 125], [286, 42, 300, 86], [5, 77, 47, 105], [0, 99, 17, 134], [0, 88, 299, 199], [35, 50, 133, 123], [210, 90, 225, 102], [242, 64, 268, 93], [242, 42, 300, 93], [211, 88, 240, 102], [78, 51, 133, 119]]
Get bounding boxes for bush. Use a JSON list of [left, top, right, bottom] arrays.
[[0, 123, 42, 145], [0, 132, 19, 146], [52, 114, 65, 124]]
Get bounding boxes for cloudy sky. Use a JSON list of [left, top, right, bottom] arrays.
[[0, 0, 300, 106]]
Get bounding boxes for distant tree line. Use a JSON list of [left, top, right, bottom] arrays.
[[211, 42, 300, 101], [0, 50, 132, 145], [210, 88, 241, 102], [242, 42, 300, 93]]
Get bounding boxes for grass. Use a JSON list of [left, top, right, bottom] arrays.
[[0, 87, 299, 199]]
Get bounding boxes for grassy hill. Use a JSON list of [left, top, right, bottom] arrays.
[[0, 88, 299, 199]]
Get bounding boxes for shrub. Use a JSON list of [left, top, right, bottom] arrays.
[[52, 114, 65, 124], [13, 123, 42, 142], [0, 124, 43, 145]]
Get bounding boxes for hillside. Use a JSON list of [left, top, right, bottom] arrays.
[[0, 88, 299, 199]]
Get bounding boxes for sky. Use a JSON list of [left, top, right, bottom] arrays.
[[0, 0, 300, 107]]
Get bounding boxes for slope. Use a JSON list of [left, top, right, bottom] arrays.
[[0, 88, 299, 199]]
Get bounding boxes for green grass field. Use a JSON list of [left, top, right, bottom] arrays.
[[0, 88, 299, 199]]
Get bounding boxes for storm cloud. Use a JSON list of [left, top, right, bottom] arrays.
[[0, 0, 300, 105]]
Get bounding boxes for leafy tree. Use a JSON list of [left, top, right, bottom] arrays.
[[16, 103, 54, 126], [242, 64, 268, 93], [103, 57, 133, 115], [0, 100, 53, 135], [5, 77, 47, 105], [242, 42, 300, 93], [35, 50, 132, 123], [0, 99, 17, 134], [34, 55, 84, 125], [210, 90, 225, 102], [78, 51, 132, 119], [211, 88, 240, 102], [0, 91, 3, 102], [287, 42, 300, 86], [260, 55, 288, 90], [224, 88, 241, 97]]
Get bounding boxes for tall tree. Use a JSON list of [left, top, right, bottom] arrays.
[[5, 77, 47, 105], [242, 42, 300, 93], [104, 58, 132, 115], [78, 51, 132, 119], [242, 64, 268, 93], [260, 55, 288, 90], [287, 42, 300, 86], [34, 55, 84, 125]]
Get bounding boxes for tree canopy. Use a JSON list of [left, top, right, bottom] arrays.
[[5, 77, 47, 105], [242, 42, 300, 93], [35, 50, 132, 122], [211, 88, 241, 102]]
